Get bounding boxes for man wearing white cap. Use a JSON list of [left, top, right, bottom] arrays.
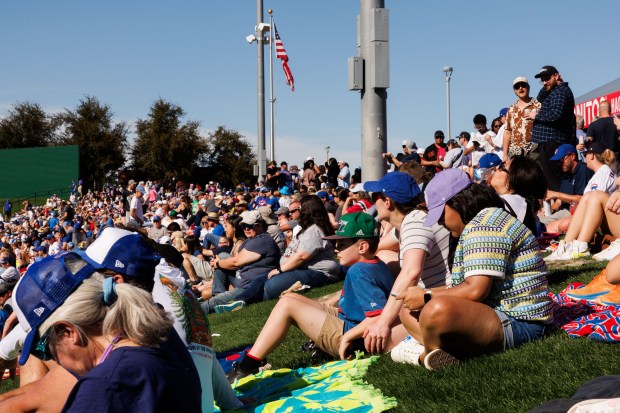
[[503, 76, 541, 160]]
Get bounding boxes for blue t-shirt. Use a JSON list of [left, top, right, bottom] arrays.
[[559, 162, 592, 209], [0, 305, 12, 332], [338, 259, 394, 332], [62, 332, 201, 413], [212, 224, 224, 237], [49, 217, 59, 230]]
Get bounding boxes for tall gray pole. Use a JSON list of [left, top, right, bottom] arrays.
[[269, 11, 275, 162], [358, 0, 388, 181], [443, 66, 453, 140], [256, 0, 266, 178]]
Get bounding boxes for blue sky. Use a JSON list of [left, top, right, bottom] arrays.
[[1, 1, 619, 172]]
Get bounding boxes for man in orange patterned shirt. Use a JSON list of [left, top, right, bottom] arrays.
[[503, 77, 541, 160]]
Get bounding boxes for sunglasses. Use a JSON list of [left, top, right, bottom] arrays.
[[335, 238, 359, 251], [241, 223, 256, 230], [290, 207, 302, 213], [513, 82, 528, 90], [371, 192, 386, 203], [32, 328, 55, 361], [497, 163, 509, 173]]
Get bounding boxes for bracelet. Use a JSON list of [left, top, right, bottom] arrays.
[[389, 291, 400, 298]]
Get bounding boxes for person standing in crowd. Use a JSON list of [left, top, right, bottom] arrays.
[[585, 101, 619, 154], [278, 161, 293, 190], [325, 158, 340, 187], [421, 131, 447, 176], [127, 185, 146, 229], [382, 140, 421, 170], [3, 199, 11, 221], [503, 77, 541, 160], [526, 65, 576, 191], [266, 160, 280, 190], [439, 139, 464, 169], [337, 161, 351, 189]]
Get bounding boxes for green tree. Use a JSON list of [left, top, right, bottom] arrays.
[[55, 96, 128, 189], [0, 102, 56, 149], [133, 99, 207, 182], [203, 126, 256, 188]]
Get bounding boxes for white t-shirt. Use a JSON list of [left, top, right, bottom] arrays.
[[129, 196, 144, 222], [393, 209, 451, 289], [493, 125, 506, 160], [585, 164, 617, 195]]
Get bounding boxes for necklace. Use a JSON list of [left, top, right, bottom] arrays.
[[98, 335, 121, 365]]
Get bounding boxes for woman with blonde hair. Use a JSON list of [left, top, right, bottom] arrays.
[[13, 252, 201, 411]]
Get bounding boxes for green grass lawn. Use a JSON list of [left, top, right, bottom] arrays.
[[208, 260, 620, 413], [2, 260, 619, 412]]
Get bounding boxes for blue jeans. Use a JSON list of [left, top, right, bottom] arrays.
[[201, 271, 266, 313], [494, 310, 548, 350], [263, 269, 330, 301], [202, 233, 221, 250]]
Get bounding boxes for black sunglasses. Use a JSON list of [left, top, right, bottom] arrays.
[[241, 223, 256, 230], [371, 192, 386, 203], [513, 82, 529, 90], [335, 238, 358, 251]]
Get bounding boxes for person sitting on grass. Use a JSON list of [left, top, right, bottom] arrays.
[[227, 212, 397, 382], [200, 211, 281, 313], [394, 169, 554, 370]]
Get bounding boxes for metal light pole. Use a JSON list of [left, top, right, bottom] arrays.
[[349, 0, 389, 181], [268, 10, 275, 162], [255, 0, 267, 177], [443, 66, 453, 139]]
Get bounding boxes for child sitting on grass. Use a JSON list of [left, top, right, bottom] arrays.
[[227, 212, 404, 382]]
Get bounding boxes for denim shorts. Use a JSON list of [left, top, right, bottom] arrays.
[[494, 310, 547, 350]]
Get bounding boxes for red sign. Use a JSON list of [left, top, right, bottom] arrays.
[[574, 90, 620, 128]]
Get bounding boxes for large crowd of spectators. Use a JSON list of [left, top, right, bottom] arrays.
[[1, 64, 620, 412]]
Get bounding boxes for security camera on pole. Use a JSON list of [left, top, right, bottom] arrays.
[[348, 0, 389, 181]]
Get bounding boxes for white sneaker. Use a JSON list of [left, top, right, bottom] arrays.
[[593, 239, 620, 261], [544, 240, 572, 261], [390, 336, 425, 365]]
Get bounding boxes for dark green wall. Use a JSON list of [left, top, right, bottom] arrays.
[[0, 146, 79, 200]]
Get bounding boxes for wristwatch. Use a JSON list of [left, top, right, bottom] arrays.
[[423, 290, 432, 304]]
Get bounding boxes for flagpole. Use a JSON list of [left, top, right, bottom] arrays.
[[268, 10, 276, 162]]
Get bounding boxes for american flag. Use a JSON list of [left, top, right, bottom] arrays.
[[274, 24, 294, 92]]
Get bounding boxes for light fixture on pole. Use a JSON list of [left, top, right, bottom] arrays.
[[325, 146, 330, 161], [442, 66, 453, 139]]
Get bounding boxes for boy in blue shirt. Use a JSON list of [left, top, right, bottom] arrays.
[[228, 212, 397, 382]]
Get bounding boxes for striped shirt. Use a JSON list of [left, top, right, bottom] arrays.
[[395, 209, 451, 288], [451, 207, 553, 322]]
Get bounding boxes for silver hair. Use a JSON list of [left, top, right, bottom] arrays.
[[39, 271, 171, 347]]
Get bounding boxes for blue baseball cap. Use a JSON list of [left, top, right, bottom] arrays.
[[13, 252, 96, 365], [364, 172, 421, 204], [550, 144, 577, 161], [478, 153, 502, 169], [76, 228, 160, 281], [316, 191, 328, 199]]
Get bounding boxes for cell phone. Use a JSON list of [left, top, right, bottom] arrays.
[[614, 113, 620, 119]]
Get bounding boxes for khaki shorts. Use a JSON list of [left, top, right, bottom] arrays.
[[316, 305, 345, 357], [187, 254, 213, 281]]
